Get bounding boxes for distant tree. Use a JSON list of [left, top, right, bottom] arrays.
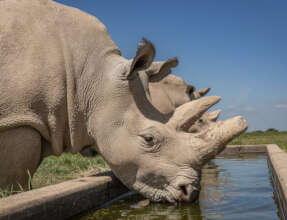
[[266, 128, 278, 132]]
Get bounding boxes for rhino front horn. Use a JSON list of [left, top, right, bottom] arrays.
[[168, 96, 221, 131], [195, 116, 248, 166]]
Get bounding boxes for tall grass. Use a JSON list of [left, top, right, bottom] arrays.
[[0, 153, 109, 198], [0, 170, 32, 199], [32, 153, 109, 188], [0, 185, 24, 199]]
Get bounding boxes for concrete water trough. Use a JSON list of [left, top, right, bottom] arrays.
[[0, 144, 286, 220]]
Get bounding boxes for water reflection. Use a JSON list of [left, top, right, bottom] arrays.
[[77, 154, 283, 220]]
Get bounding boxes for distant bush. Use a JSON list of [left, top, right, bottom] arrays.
[[266, 128, 279, 132]]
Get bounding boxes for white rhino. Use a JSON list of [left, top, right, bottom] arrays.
[[0, 0, 247, 203], [147, 60, 210, 114]]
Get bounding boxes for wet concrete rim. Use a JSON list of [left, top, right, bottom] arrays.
[[0, 144, 286, 220], [266, 144, 287, 220]]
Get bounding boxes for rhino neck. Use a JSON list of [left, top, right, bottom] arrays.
[[55, 5, 122, 154], [68, 50, 124, 154]]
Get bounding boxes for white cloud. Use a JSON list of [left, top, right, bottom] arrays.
[[226, 104, 256, 112], [227, 105, 236, 109], [243, 106, 256, 112], [275, 104, 287, 109]]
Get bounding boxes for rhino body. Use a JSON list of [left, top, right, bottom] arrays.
[[0, 0, 247, 202]]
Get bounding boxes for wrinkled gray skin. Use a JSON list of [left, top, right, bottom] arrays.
[[0, 0, 248, 203]]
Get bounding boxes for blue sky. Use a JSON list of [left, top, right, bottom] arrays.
[[55, 0, 287, 131]]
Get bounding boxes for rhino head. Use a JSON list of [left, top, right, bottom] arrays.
[[147, 63, 210, 114], [188, 110, 221, 133], [87, 39, 247, 203]]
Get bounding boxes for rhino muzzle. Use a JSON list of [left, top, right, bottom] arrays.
[[193, 116, 248, 166]]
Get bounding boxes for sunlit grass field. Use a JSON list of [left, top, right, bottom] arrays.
[[230, 130, 287, 150], [1, 130, 286, 198]]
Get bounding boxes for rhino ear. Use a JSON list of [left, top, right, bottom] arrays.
[[127, 38, 155, 80], [198, 88, 211, 97], [206, 109, 221, 122], [146, 57, 178, 82]]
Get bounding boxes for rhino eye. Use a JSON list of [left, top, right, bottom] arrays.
[[143, 135, 154, 145], [139, 127, 162, 148], [139, 134, 156, 146], [198, 119, 203, 123], [145, 135, 153, 142]]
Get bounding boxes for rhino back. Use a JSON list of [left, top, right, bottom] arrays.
[[0, 0, 119, 154]]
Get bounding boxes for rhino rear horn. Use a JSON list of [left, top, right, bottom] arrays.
[[168, 96, 221, 131], [206, 109, 221, 122], [146, 57, 178, 82], [127, 38, 155, 80]]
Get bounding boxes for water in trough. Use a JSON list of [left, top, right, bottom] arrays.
[[77, 154, 283, 220]]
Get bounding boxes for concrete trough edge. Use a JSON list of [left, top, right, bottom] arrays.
[[0, 144, 286, 219], [220, 144, 267, 155], [0, 172, 129, 220], [266, 144, 287, 219]]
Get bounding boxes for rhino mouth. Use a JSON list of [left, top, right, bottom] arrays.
[[133, 180, 200, 203]]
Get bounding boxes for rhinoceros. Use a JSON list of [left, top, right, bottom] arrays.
[[0, 0, 247, 202], [147, 61, 210, 114], [188, 110, 221, 133]]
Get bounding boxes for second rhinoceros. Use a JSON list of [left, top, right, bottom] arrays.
[[0, 0, 247, 203], [188, 110, 221, 133], [147, 60, 210, 114]]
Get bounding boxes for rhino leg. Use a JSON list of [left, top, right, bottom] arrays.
[[0, 126, 41, 191]]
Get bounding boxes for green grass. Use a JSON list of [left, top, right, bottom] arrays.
[[0, 153, 109, 198], [32, 153, 109, 188], [0, 185, 25, 198], [229, 130, 287, 150]]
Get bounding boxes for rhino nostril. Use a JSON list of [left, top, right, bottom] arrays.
[[180, 185, 188, 196], [178, 184, 199, 202]]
